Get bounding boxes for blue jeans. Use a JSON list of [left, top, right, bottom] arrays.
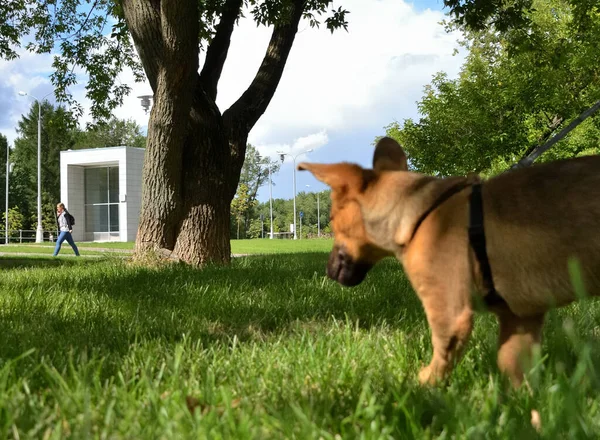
[[53, 231, 80, 256]]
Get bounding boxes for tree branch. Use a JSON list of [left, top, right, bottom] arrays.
[[222, 0, 305, 135], [513, 99, 600, 169], [199, 0, 243, 101], [121, 0, 163, 91]]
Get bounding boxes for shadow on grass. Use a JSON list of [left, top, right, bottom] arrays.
[[3, 251, 598, 391], [0, 253, 427, 362], [0, 256, 108, 269]]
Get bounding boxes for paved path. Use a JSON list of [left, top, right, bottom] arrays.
[[0, 251, 250, 259], [4, 245, 133, 253]]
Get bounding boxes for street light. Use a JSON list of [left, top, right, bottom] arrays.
[[19, 90, 53, 243], [306, 184, 322, 238], [5, 148, 13, 244], [137, 95, 154, 114], [278, 148, 313, 240], [317, 191, 321, 238], [268, 163, 274, 239]]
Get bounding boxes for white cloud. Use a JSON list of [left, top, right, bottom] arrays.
[[255, 130, 329, 161], [1, 0, 464, 155], [220, 0, 465, 145]]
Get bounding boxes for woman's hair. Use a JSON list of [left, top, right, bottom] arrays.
[[57, 203, 65, 210]]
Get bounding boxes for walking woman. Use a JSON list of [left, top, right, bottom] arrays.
[[53, 203, 80, 257]]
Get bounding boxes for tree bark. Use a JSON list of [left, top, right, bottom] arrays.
[[122, 0, 305, 266]]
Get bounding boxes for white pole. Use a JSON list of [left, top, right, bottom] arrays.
[[292, 156, 297, 239], [317, 192, 320, 238], [5, 146, 8, 244], [279, 149, 312, 240], [35, 102, 43, 243], [19, 91, 49, 243], [269, 165, 274, 239]]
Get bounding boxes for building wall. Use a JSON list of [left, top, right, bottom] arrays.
[[60, 147, 145, 242], [65, 165, 84, 242], [125, 147, 145, 243]]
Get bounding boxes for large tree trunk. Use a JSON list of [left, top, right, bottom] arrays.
[[171, 91, 240, 264], [122, 0, 304, 266]]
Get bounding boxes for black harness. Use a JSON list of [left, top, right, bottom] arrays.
[[411, 181, 505, 308], [468, 184, 505, 307]]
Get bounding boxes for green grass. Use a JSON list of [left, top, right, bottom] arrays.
[[0, 245, 125, 256], [230, 238, 334, 255], [0, 248, 599, 438], [11, 241, 135, 250], [2, 239, 334, 255]]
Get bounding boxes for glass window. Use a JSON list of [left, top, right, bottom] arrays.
[[85, 167, 108, 204], [85, 205, 109, 232], [109, 166, 119, 203], [84, 165, 120, 236], [109, 204, 119, 232]]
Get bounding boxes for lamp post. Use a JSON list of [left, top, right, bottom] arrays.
[[278, 148, 313, 240], [305, 185, 321, 238], [268, 163, 274, 239], [137, 95, 154, 114], [19, 90, 53, 243], [317, 191, 321, 238], [5, 150, 13, 244]]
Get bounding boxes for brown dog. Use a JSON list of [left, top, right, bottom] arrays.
[[298, 137, 600, 388]]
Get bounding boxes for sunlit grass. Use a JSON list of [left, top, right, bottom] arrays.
[[0, 248, 598, 437]]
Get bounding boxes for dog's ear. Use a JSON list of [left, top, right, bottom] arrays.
[[373, 137, 408, 172], [297, 162, 370, 194]]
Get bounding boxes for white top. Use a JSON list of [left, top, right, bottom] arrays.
[[58, 212, 69, 232]]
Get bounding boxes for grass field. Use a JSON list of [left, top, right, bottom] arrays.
[[4, 239, 333, 255], [0, 242, 599, 438]]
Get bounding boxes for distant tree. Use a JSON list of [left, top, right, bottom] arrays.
[[0, 134, 8, 215], [383, 0, 600, 176], [239, 145, 280, 202], [230, 183, 256, 239], [11, 102, 77, 229], [246, 218, 264, 239], [42, 200, 58, 233], [1, 206, 25, 232], [237, 144, 280, 231], [73, 117, 146, 149], [248, 189, 332, 239]]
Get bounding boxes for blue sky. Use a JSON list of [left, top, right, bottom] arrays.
[[0, 0, 465, 204]]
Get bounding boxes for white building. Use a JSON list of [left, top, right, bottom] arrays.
[[60, 146, 145, 242]]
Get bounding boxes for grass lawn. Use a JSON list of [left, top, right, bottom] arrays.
[[0, 245, 125, 256], [230, 238, 334, 255], [0, 247, 599, 438], [7, 241, 135, 250], [3, 239, 334, 255]]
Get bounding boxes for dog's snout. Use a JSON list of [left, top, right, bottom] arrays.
[[326, 244, 373, 287]]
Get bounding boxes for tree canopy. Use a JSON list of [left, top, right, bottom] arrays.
[[73, 117, 146, 149], [383, 0, 600, 177], [10, 101, 77, 229], [0, 0, 348, 123]]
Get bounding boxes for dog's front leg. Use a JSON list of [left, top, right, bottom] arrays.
[[495, 308, 545, 387], [416, 291, 474, 386]]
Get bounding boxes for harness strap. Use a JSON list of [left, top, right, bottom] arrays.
[[410, 181, 471, 241], [468, 183, 505, 307], [409, 180, 506, 308]]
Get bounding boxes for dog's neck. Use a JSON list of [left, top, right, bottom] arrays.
[[360, 172, 474, 254]]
